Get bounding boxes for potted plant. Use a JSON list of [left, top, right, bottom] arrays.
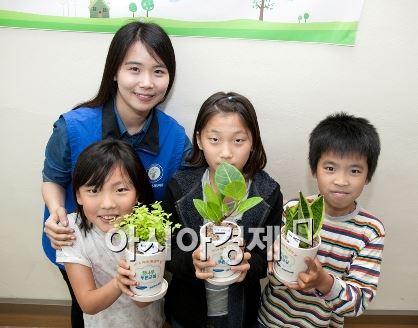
[[193, 162, 263, 286], [273, 192, 325, 283], [114, 202, 180, 301]]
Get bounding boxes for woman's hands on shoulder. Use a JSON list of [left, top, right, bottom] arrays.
[[44, 206, 75, 249]]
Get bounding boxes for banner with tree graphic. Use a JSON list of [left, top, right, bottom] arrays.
[[0, 0, 364, 45]]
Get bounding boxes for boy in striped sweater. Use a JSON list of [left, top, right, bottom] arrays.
[[258, 112, 385, 328]]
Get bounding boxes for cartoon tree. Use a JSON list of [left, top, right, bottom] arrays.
[[298, 15, 302, 23], [69, 0, 78, 16], [59, 0, 69, 16], [142, 0, 154, 17], [304, 12, 310, 23], [252, 0, 275, 21], [129, 2, 137, 17]]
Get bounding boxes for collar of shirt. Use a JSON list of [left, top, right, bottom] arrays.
[[113, 102, 153, 146], [102, 97, 160, 155]]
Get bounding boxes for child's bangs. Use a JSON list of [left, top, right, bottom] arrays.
[[322, 135, 370, 160], [82, 160, 123, 189]]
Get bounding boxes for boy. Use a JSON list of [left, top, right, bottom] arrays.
[[258, 112, 385, 328]]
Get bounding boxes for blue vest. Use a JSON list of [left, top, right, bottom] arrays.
[[42, 102, 186, 266]]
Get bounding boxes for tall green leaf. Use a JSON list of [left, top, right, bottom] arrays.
[[283, 192, 325, 249], [284, 205, 298, 233], [298, 191, 312, 219], [310, 195, 325, 237]]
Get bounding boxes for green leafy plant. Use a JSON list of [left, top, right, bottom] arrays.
[[283, 192, 324, 248], [114, 201, 180, 247], [193, 162, 263, 225]]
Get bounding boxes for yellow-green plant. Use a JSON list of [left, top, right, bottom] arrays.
[[193, 162, 263, 225], [283, 192, 324, 248], [114, 201, 180, 247]]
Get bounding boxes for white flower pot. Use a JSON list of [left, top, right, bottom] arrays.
[[199, 221, 242, 286], [273, 226, 321, 283], [125, 247, 166, 297]]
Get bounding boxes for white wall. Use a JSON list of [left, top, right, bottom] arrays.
[[0, 0, 417, 311]]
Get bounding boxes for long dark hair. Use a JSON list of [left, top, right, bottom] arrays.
[[72, 139, 154, 232], [188, 92, 267, 179], [77, 21, 176, 108]]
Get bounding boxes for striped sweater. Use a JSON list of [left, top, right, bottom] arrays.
[[258, 198, 385, 328]]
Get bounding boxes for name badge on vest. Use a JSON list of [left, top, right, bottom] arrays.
[[148, 163, 164, 189]]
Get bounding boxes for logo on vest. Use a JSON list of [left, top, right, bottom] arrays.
[[147, 164, 163, 183]]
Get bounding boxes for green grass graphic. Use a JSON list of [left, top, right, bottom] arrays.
[[0, 10, 358, 45]]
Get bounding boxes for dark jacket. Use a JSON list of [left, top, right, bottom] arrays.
[[163, 167, 283, 328]]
